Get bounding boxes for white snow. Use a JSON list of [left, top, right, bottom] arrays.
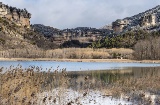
[[37, 88, 132, 105]]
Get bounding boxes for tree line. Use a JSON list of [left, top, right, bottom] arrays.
[[90, 30, 160, 60], [134, 37, 160, 60], [90, 30, 160, 48]]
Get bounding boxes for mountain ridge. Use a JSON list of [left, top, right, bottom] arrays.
[[106, 5, 160, 34], [1, 2, 160, 51]]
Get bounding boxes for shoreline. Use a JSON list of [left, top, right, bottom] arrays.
[[0, 58, 160, 63]]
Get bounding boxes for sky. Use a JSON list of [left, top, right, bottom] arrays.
[[1, 0, 160, 29]]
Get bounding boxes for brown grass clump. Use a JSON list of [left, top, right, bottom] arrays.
[[0, 65, 69, 105], [1, 65, 159, 105]]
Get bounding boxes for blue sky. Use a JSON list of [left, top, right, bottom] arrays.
[[1, 0, 160, 29]]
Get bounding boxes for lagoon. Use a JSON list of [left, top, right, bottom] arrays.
[[0, 61, 160, 71]]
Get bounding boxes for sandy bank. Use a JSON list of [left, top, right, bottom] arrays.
[[0, 58, 160, 63]]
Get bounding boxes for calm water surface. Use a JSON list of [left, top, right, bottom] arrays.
[[0, 61, 160, 71]]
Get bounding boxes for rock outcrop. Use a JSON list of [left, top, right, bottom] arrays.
[[103, 5, 160, 34], [32, 24, 112, 45], [0, 2, 31, 28]]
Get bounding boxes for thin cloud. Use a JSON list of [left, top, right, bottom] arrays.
[[1, 0, 160, 29]]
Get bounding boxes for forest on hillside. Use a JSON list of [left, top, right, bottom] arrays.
[[90, 30, 160, 60]]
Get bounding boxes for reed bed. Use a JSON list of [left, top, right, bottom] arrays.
[[0, 48, 133, 59], [46, 48, 133, 59], [0, 65, 70, 105], [101, 69, 160, 105], [68, 68, 160, 104], [0, 66, 160, 105], [0, 65, 103, 105]]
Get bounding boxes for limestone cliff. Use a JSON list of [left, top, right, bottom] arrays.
[[103, 5, 160, 34], [32, 24, 112, 46], [0, 2, 31, 28]]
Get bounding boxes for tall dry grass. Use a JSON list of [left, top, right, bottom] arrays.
[[0, 48, 133, 59], [0, 66, 98, 105], [0, 66, 69, 105], [106, 48, 134, 59], [0, 66, 160, 104], [46, 48, 133, 59], [46, 48, 110, 59]]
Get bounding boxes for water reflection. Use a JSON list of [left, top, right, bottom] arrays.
[[67, 67, 160, 89], [66, 67, 160, 105]]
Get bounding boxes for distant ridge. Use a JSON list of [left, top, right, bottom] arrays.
[[103, 5, 160, 34]]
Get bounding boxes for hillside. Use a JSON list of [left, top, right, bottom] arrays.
[[32, 5, 160, 48], [32, 24, 111, 47], [90, 5, 160, 49], [0, 2, 59, 58], [1, 2, 160, 60], [0, 17, 38, 50], [0, 17, 59, 57], [105, 5, 160, 34]]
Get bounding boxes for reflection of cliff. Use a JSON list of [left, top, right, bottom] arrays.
[[0, 2, 31, 28]]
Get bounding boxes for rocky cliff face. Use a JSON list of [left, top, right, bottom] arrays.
[[103, 5, 160, 34], [32, 24, 60, 37], [32, 24, 112, 45], [0, 2, 31, 28]]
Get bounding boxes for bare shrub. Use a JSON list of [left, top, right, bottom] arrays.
[[133, 37, 160, 60]]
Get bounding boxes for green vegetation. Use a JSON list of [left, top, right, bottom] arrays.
[[90, 30, 160, 48], [88, 30, 160, 60], [24, 31, 59, 49], [61, 40, 90, 48]]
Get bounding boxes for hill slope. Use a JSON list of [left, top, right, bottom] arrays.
[[103, 5, 160, 34], [0, 17, 59, 58]]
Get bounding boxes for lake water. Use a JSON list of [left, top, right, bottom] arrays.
[[0, 61, 160, 71]]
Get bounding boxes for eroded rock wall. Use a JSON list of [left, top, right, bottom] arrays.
[[0, 2, 31, 28]]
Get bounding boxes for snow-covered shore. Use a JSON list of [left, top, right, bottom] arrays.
[[36, 88, 132, 105]]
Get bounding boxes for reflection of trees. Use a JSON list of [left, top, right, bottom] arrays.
[[68, 67, 160, 89]]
